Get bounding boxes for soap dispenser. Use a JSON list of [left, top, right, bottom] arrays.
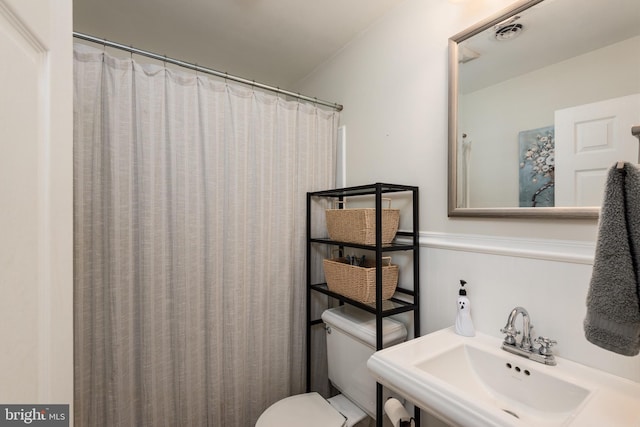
[[455, 279, 475, 337]]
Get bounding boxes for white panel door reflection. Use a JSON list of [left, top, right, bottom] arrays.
[[555, 94, 640, 207]]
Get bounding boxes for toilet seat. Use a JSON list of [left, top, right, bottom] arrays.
[[255, 392, 347, 427]]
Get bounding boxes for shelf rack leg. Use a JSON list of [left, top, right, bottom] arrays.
[[306, 192, 312, 392]]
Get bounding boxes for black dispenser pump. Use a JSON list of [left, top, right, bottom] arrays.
[[459, 279, 467, 296]]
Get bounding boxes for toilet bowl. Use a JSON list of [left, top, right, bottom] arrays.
[[255, 306, 407, 427]]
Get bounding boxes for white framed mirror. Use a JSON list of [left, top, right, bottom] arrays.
[[448, 0, 640, 218]]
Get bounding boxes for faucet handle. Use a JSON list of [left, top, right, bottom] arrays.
[[500, 325, 520, 345], [535, 336, 557, 355]]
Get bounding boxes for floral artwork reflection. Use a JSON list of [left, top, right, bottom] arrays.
[[519, 126, 555, 207]]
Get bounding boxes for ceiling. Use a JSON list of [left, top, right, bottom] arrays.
[[73, 0, 404, 89], [458, 0, 640, 93]]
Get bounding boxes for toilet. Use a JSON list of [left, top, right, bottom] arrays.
[[256, 305, 407, 427]]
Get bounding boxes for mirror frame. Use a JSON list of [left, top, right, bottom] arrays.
[[447, 0, 599, 219]]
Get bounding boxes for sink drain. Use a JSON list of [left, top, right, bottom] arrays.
[[502, 409, 519, 419]]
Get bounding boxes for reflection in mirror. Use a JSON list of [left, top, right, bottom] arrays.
[[448, 0, 640, 218]]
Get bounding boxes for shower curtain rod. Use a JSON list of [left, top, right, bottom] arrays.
[[73, 32, 344, 112]]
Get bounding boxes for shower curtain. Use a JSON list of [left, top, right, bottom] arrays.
[[73, 44, 338, 427]]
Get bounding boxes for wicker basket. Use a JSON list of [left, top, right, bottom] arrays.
[[323, 257, 398, 303], [325, 199, 399, 245]]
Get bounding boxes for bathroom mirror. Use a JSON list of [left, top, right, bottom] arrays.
[[448, 0, 640, 218]]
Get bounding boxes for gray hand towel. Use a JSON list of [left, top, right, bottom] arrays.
[[584, 162, 640, 356]]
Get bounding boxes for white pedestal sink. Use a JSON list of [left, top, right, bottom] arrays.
[[367, 327, 640, 427]]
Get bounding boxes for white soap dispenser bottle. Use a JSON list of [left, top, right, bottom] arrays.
[[455, 279, 475, 337]]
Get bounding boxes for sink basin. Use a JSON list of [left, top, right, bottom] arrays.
[[367, 327, 640, 427], [415, 344, 589, 425]]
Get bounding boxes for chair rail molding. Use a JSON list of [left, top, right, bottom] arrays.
[[416, 232, 595, 265]]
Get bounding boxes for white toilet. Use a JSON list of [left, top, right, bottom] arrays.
[[256, 305, 407, 427]]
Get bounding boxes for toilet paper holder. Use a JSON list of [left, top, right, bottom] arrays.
[[384, 398, 414, 427]]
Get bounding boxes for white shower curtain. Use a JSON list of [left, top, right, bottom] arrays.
[[73, 44, 338, 427]]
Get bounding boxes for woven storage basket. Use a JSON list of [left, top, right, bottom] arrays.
[[325, 199, 399, 245], [323, 257, 398, 303]]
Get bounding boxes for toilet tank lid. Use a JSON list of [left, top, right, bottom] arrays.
[[321, 306, 407, 347]]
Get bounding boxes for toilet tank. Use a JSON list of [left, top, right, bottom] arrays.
[[321, 306, 407, 418]]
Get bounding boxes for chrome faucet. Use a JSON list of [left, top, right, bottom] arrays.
[[500, 306, 557, 366]]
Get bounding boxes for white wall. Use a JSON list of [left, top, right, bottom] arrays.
[[294, 0, 640, 396], [295, 0, 598, 242], [421, 233, 638, 381]]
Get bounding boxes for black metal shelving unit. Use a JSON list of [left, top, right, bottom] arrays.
[[306, 182, 420, 427]]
